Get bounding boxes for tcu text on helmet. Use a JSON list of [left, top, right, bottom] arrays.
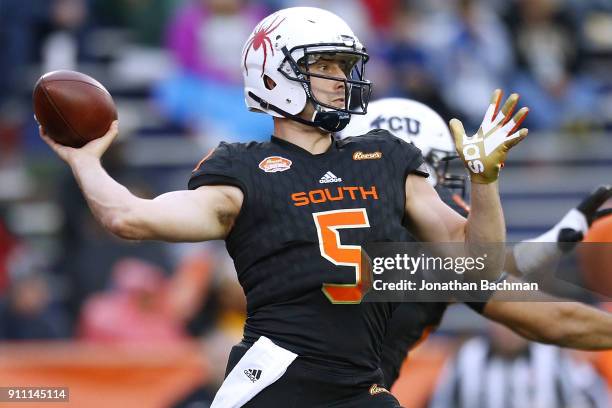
[[370, 115, 421, 136]]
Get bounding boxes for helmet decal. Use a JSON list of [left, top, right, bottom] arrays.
[[243, 15, 286, 77], [242, 7, 371, 131]]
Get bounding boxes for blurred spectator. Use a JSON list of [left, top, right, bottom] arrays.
[[170, 251, 245, 408], [202, 269, 246, 387], [431, 0, 515, 128], [55, 155, 172, 322], [376, 1, 453, 119], [0, 0, 48, 109], [0, 219, 17, 294], [0, 270, 71, 340], [154, 0, 275, 145], [41, 0, 90, 73], [91, 0, 179, 46], [78, 258, 187, 343], [505, 0, 600, 131], [167, 245, 245, 366], [166, 0, 264, 83], [429, 323, 610, 408], [166, 248, 216, 325], [360, 0, 401, 36], [1, 0, 92, 154]]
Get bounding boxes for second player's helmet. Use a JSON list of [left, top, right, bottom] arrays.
[[242, 7, 371, 132], [342, 98, 467, 195]]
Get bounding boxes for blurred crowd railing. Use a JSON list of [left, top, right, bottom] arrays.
[[0, 340, 207, 408]]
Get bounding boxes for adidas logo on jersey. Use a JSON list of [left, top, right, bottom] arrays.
[[244, 368, 262, 383], [319, 171, 342, 184]]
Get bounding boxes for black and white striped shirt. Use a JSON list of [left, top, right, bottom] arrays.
[[430, 338, 610, 408]]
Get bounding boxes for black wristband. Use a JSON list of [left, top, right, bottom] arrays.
[[464, 272, 509, 314]]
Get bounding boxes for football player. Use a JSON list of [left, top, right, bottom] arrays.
[[343, 97, 612, 389], [38, 6, 608, 408]]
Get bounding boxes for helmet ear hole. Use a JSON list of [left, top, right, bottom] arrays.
[[263, 75, 277, 90]]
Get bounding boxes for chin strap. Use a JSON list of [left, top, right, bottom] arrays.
[[248, 91, 350, 132]]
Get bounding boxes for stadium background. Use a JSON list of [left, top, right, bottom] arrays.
[[0, 0, 611, 407]]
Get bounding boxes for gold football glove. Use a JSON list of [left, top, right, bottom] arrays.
[[450, 89, 529, 184]]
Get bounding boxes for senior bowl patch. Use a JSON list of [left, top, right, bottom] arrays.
[[258, 156, 292, 173]]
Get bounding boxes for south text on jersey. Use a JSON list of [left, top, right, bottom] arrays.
[[291, 186, 379, 207]]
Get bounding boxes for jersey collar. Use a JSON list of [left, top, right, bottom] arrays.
[[270, 134, 338, 157]]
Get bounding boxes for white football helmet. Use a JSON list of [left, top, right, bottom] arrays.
[[342, 98, 467, 194], [242, 7, 371, 132]]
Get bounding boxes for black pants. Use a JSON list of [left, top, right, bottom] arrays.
[[222, 342, 403, 408]]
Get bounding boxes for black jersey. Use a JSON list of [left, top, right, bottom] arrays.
[[189, 130, 426, 376], [379, 185, 471, 388]]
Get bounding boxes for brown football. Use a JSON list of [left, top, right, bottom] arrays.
[[33, 70, 117, 148]]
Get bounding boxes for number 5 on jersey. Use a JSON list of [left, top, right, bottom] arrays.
[[313, 209, 373, 304]]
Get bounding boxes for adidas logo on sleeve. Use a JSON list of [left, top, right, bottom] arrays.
[[244, 368, 262, 383], [319, 171, 342, 183]]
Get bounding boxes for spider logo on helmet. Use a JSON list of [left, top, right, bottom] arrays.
[[242, 7, 372, 132]]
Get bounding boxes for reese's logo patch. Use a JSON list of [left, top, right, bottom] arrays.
[[353, 151, 382, 160]]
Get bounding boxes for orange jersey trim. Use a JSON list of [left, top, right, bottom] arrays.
[[193, 148, 216, 172]]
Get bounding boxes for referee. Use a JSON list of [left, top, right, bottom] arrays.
[[429, 324, 610, 408]]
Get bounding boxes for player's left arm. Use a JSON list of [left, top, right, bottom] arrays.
[[482, 278, 612, 350], [403, 170, 510, 245], [505, 185, 612, 276], [405, 174, 511, 283]]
